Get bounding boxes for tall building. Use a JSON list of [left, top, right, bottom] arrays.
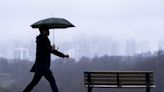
[[158, 39, 164, 50], [126, 39, 136, 56], [111, 41, 119, 56], [138, 40, 150, 53], [13, 48, 30, 60]]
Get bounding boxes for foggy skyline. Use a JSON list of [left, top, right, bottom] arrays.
[[0, 0, 164, 58], [0, 37, 161, 60]]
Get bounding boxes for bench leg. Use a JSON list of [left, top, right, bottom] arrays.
[[146, 87, 150, 92], [146, 73, 151, 92], [88, 86, 92, 92]]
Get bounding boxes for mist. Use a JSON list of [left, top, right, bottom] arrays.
[[0, 0, 163, 59], [0, 0, 164, 92]]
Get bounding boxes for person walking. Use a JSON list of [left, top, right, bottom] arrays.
[[23, 25, 69, 92]]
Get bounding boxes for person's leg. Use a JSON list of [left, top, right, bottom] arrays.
[[44, 70, 59, 92], [23, 73, 42, 92]]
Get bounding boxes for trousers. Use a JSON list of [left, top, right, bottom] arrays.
[[23, 70, 58, 92]]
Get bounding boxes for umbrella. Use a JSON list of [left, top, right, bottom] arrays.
[[31, 17, 75, 29], [31, 17, 75, 50]]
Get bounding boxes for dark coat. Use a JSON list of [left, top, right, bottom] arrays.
[[30, 35, 65, 73]]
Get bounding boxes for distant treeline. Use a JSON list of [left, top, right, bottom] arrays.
[[0, 50, 164, 92]]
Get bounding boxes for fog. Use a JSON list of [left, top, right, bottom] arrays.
[[0, 1, 164, 92], [0, 0, 164, 59]]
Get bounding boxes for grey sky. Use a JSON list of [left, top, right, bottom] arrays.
[[0, 0, 164, 51]]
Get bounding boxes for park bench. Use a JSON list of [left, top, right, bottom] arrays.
[[84, 71, 155, 92]]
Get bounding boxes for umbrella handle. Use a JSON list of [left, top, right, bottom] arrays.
[[52, 44, 59, 51], [53, 30, 55, 45], [56, 46, 59, 50]]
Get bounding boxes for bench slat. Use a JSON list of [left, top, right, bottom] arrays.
[[85, 85, 155, 88]]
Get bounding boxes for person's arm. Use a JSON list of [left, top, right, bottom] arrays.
[[51, 49, 69, 58]]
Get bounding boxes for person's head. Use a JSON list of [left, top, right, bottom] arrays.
[[39, 25, 50, 36]]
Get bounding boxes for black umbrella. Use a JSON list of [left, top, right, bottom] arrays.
[[31, 17, 75, 49], [31, 17, 75, 29]]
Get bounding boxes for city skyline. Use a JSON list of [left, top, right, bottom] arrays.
[[0, 37, 163, 60]]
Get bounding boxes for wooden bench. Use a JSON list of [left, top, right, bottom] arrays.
[[84, 71, 155, 92]]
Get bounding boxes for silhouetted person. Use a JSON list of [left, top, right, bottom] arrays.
[[23, 26, 69, 92]]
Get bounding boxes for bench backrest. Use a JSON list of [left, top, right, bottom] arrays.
[[84, 71, 155, 88]]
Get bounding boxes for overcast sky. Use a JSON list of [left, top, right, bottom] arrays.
[[0, 0, 164, 53]]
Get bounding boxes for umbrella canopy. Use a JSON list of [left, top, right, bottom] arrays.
[[31, 17, 75, 29]]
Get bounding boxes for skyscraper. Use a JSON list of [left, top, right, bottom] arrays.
[[111, 41, 119, 56], [13, 48, 30, 60], [126, 39, 136, 56]]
